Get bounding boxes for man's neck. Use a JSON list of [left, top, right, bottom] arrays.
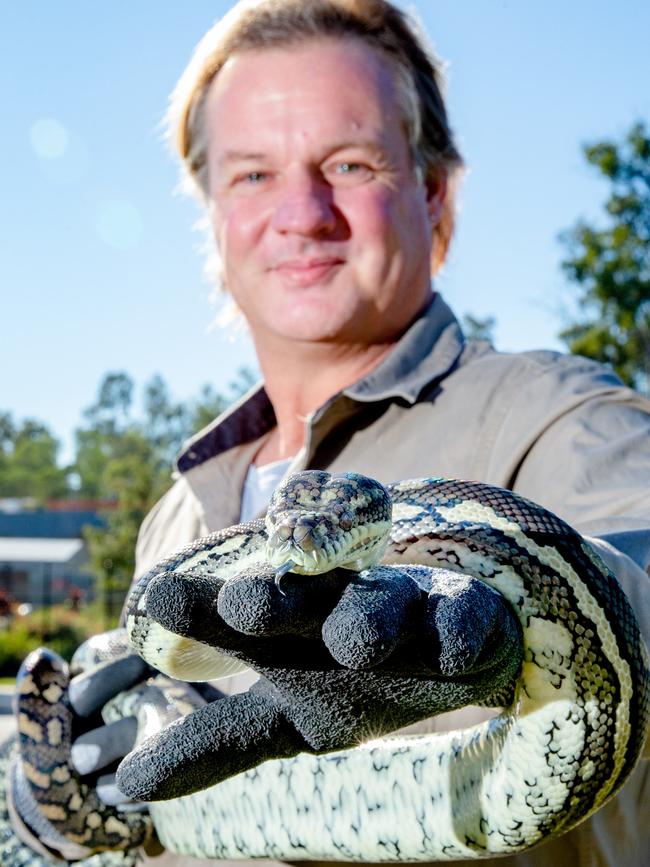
[[253, 338, 395, 465]]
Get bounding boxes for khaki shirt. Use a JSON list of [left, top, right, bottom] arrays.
[[135, 294, 650, 867]]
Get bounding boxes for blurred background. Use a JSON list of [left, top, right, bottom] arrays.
[[0, 0, 648, 689]]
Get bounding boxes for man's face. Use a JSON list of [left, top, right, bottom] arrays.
[[205, 38, 442, 350]]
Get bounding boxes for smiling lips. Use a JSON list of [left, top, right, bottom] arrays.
[[273, 257, 344, 286]]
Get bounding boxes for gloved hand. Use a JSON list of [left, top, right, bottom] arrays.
[[117, 563, 523, 803], [8, 629, 157, 862]]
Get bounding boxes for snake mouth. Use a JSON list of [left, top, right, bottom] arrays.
[[266, 520, 392, 575], [266, 536, 341, 574]]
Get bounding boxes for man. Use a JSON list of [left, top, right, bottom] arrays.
[[5, 1, 649, 865]]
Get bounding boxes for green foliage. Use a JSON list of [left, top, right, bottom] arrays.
[[143, 374, 191, 469], [0, 624, 34, 676], [1, 368, 255, 628], [462, 313, 496, 344], [559, 121, 650, 391], [74, 369, 255, 623], [0, 604, 102, 676], [191, 384, 229, 434], [0, 416, 69, 502], [82, 429, 166, 624]]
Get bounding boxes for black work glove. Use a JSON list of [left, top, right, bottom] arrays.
[[8, 629, 157, 861], [117, 564, 523, 803]]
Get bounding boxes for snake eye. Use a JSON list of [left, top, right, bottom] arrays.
[[339, 512, 354, 531]]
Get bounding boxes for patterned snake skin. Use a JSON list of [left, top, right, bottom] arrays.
[[122, 474, 650, 861], [0, 626, 209, 866], [0, 736, 140, 866]]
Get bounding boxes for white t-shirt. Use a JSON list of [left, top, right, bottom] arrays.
[[239, 458, 293, 523]]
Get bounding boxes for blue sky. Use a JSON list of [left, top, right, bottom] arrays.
[[2, 1, 649, 462]]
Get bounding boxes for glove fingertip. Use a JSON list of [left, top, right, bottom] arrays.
[[145, 571, 221, 640], [69, 654, 150, 718], [217, 568, 280, 635], [96, 773, 134, 807]]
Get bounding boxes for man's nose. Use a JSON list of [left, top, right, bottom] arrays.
[[271, 175, 337, 237]]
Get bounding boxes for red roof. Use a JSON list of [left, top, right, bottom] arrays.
[[44, 499, 118, 512]]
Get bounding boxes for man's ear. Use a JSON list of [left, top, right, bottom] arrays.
[[425, 170, 448, 226]]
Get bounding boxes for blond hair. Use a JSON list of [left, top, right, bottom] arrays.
[[168, 0, 463, 274]]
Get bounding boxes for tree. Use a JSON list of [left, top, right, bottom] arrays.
[[85, 372, 134, 435], [143, 374, 191, 469], [559, 121, 650, 392], [0, 413, 16, 453], [75, 373, 180, 620], [83, 429, 165, 621], [74, 371, 188, 499], [191, 368, 257, 432], [0, 413, 16, 496], [73, 372, 137, 498], [462, 313, 496, 344], [0, 370, 255, 624], [0, 415, 68, 502], [77, 369, 254, 623]]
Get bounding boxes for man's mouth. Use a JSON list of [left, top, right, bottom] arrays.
[[273, 257, 344, 286]]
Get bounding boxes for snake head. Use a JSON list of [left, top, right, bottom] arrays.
[[265, 471, 392, 576]]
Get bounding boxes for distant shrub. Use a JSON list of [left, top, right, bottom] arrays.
[[0, 624, 35, 677], [0, 604, 104, 677]]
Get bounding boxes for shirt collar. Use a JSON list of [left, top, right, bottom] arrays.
[[343, 292, 464, 403], [177, 292, 464, 474]]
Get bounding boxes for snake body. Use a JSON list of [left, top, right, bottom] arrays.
[[1, 630, 152, 867], [122, 473, 648, 860]]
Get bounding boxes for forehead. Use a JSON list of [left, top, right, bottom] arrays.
[[205, 37, 404, 151]]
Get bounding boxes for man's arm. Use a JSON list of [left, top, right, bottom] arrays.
[[493, 354, 650, 644]]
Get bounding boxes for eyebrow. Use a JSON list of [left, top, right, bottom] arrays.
[[218, 151, 268, 166], [218, 140, 387, 167], [326, 140, 386, 153]]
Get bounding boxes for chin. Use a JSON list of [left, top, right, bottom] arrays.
[[267, 300, 361, 342], [272, 323, 343, 343]]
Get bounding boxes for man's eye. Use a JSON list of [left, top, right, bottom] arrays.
[[329, 161, 372, 182], [337, 162, 363, 174], [236, 171, 268, 185]]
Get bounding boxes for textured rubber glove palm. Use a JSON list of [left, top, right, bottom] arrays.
[[117, 564, 523, 802]]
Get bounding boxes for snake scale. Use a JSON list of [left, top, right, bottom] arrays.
[[0, 736, 139, 867], [120, 472, 650, 861]]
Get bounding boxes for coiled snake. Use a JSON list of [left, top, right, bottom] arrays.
[[119, 472, 650, 861], [4, 472, 647, 863]]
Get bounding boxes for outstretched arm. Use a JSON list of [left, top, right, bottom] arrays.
[[117, 563, 523, 801]]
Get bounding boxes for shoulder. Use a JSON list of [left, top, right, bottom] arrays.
[[457, 341, 643, 414], [446, 343, 650, 492], [461, 339, 616, 382]]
